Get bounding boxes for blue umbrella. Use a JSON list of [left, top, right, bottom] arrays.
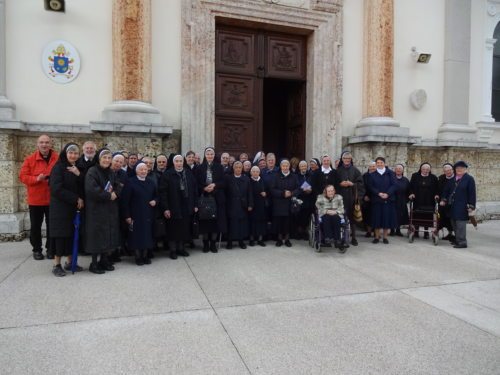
[[71, 211, 81, 274]]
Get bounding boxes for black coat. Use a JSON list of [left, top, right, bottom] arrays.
[[336, 165, 364, 213], [366, 169, 398, 204], [121, 176, 158, 249], [442, 173, 476, 221], [76, 155, 95, 198], [225, 174, 253, 219], [311, 168, 339, 196], [296, 171, 315, 211], [394, 176, 410, 226], [409, 172, 439, 210], [49, 161, 83, 238], [194, 162, 227, 233], [270, 172, 300, 217], [250, 178, 268, 220], [84, 166, 121, 254], [159, 168, 198, 220]]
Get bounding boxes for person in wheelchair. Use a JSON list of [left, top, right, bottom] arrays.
[[315, 185, 347, 250]]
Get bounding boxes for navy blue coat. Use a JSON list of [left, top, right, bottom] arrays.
[[159, 168, 197, 220], [225, 174, 254, 219], [366, 169, 398, 203], [442, 173, 476, 221], [121, 176, 158, 249]]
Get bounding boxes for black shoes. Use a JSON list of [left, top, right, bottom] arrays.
[[249, 240, 255, 247], [33, 252, 44, 260], [351, 238, 358, 246], [372, 238, 379, 244], [176, 249, 190, 257], [226, 241, 233, 250], [210, 241, 218, 253], [52, 264, 66, 277], [64, 262, 83, 272], [284, 240, 292, 247], [453, 244, 467, 249], [170, 251, 178, 260], [202, 240, 209, 253], [383, 238, 389, 244], [89, 262, 105, 274], [257, 240, 266, 247], [143, 257, 152, 265], [239, 241, 247, 249], [99, 261, 115, 271], [276, 240, 283, 247]]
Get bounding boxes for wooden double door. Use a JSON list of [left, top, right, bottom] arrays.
[[215, 25, 307, 159]]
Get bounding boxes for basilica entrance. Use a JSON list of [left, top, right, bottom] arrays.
[[215, 25, 306, 159]]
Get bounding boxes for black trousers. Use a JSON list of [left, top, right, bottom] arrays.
[[29, 205, 49, 253], [321, 214, 341, 241]]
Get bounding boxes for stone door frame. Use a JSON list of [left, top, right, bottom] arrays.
[[181, 0, 343, 159]]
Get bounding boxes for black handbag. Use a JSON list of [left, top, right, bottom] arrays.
[[198, 194, 217, 220], [154, 216, 166, 238], [191, 213, 200, 238]]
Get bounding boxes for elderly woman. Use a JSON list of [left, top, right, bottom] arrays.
[[194, 147, 227, 253], [391, 164, 410, 236], [441, 161, 476, 249], [438, 163, 455, 241], [121, 162, 158, 265], [225, 161, 253, 249], [48, 143, 84, 276], [110, 152, 128, 262], [249, 166, 267, 246], [293, 160, 314, 240], [409, 162, 439, 239], [309, 158, 320, 173], [336, 151, 364, 246], [242, 160, 252, 177], [184, 151, 197, 172], [85, 148, 120, 274], [362, 161, 377, 237], [159, 155, 198, 259], [366, 157, 398, 244], [270, 159, 300, 247], [315, 185, 346, 252]]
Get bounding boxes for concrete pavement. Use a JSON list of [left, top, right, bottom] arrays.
[[1, 221, 500, 374]]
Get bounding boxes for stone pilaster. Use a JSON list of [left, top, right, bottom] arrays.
[[351, 0, 410, 143], [438, 0, 478, 144], [92, 0, 171, 134], [0, 0, 15, 121]]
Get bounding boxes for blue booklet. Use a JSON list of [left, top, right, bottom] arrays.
[[301, 181, 311, 190]]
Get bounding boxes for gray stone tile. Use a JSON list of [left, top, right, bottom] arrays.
[[185, 245, 388, 307], [0, 310, 249, 375], [438, 279, 500, 313], [217, 291, 500, 375], [0, 240, 31, 282], [335, 232, 500, 289], [404, 285, 500, 337], [0, 254, 210, 328]]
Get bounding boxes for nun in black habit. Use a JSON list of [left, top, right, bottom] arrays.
[[249, 166, 267, 246], [159, 154, 198, 259], [194, 147, 227, 253], [225, 161, 253, 249], [392, 164, 410, 236], [121, 162, 159, 266]]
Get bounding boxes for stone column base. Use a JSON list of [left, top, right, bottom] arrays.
[[349, 117, 419, 144], [91, 100, 172, 134]]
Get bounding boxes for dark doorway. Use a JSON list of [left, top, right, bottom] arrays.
[[263, 79, 306, 159], [215, 25, 307, 159]]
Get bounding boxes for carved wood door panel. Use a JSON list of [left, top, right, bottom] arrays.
[[215, 25, 306, 157], [286, 82, 306, 159]]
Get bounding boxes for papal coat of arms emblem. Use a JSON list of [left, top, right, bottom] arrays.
[[42, 40, 81, 84]]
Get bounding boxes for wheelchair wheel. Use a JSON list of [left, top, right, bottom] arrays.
[[309, 215, 315, 248]]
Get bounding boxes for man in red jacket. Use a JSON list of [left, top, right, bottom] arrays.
[[19, 135, 58, 260]]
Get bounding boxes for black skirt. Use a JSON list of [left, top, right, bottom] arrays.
[[50, 237, 73, 257], [167, 217, 191, 241]]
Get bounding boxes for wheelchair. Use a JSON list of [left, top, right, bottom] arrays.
[[309, 209, 350, 253]]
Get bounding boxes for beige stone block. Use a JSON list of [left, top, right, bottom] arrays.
[[0, 133, 17, 160], [60, 136, 103, 152], [476, 151, 500, 169], [163, 136, 180, 155], [474, 170, 500, 185], [0, 161, 16, 187], [447, 149, 478, 168], [101, 136, 134, 153], [18, 186, 28, 211], [133, 137, 162, 157], [0, 187, 18, 214], [477, 184, 500, 201]]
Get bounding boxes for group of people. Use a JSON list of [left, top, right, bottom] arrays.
[[19, 135, 477, 277]]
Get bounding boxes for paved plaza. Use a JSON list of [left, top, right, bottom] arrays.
[[1, 221, 500, 374]]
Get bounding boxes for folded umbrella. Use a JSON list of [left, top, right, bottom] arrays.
[[71, 211, 81, 274]]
